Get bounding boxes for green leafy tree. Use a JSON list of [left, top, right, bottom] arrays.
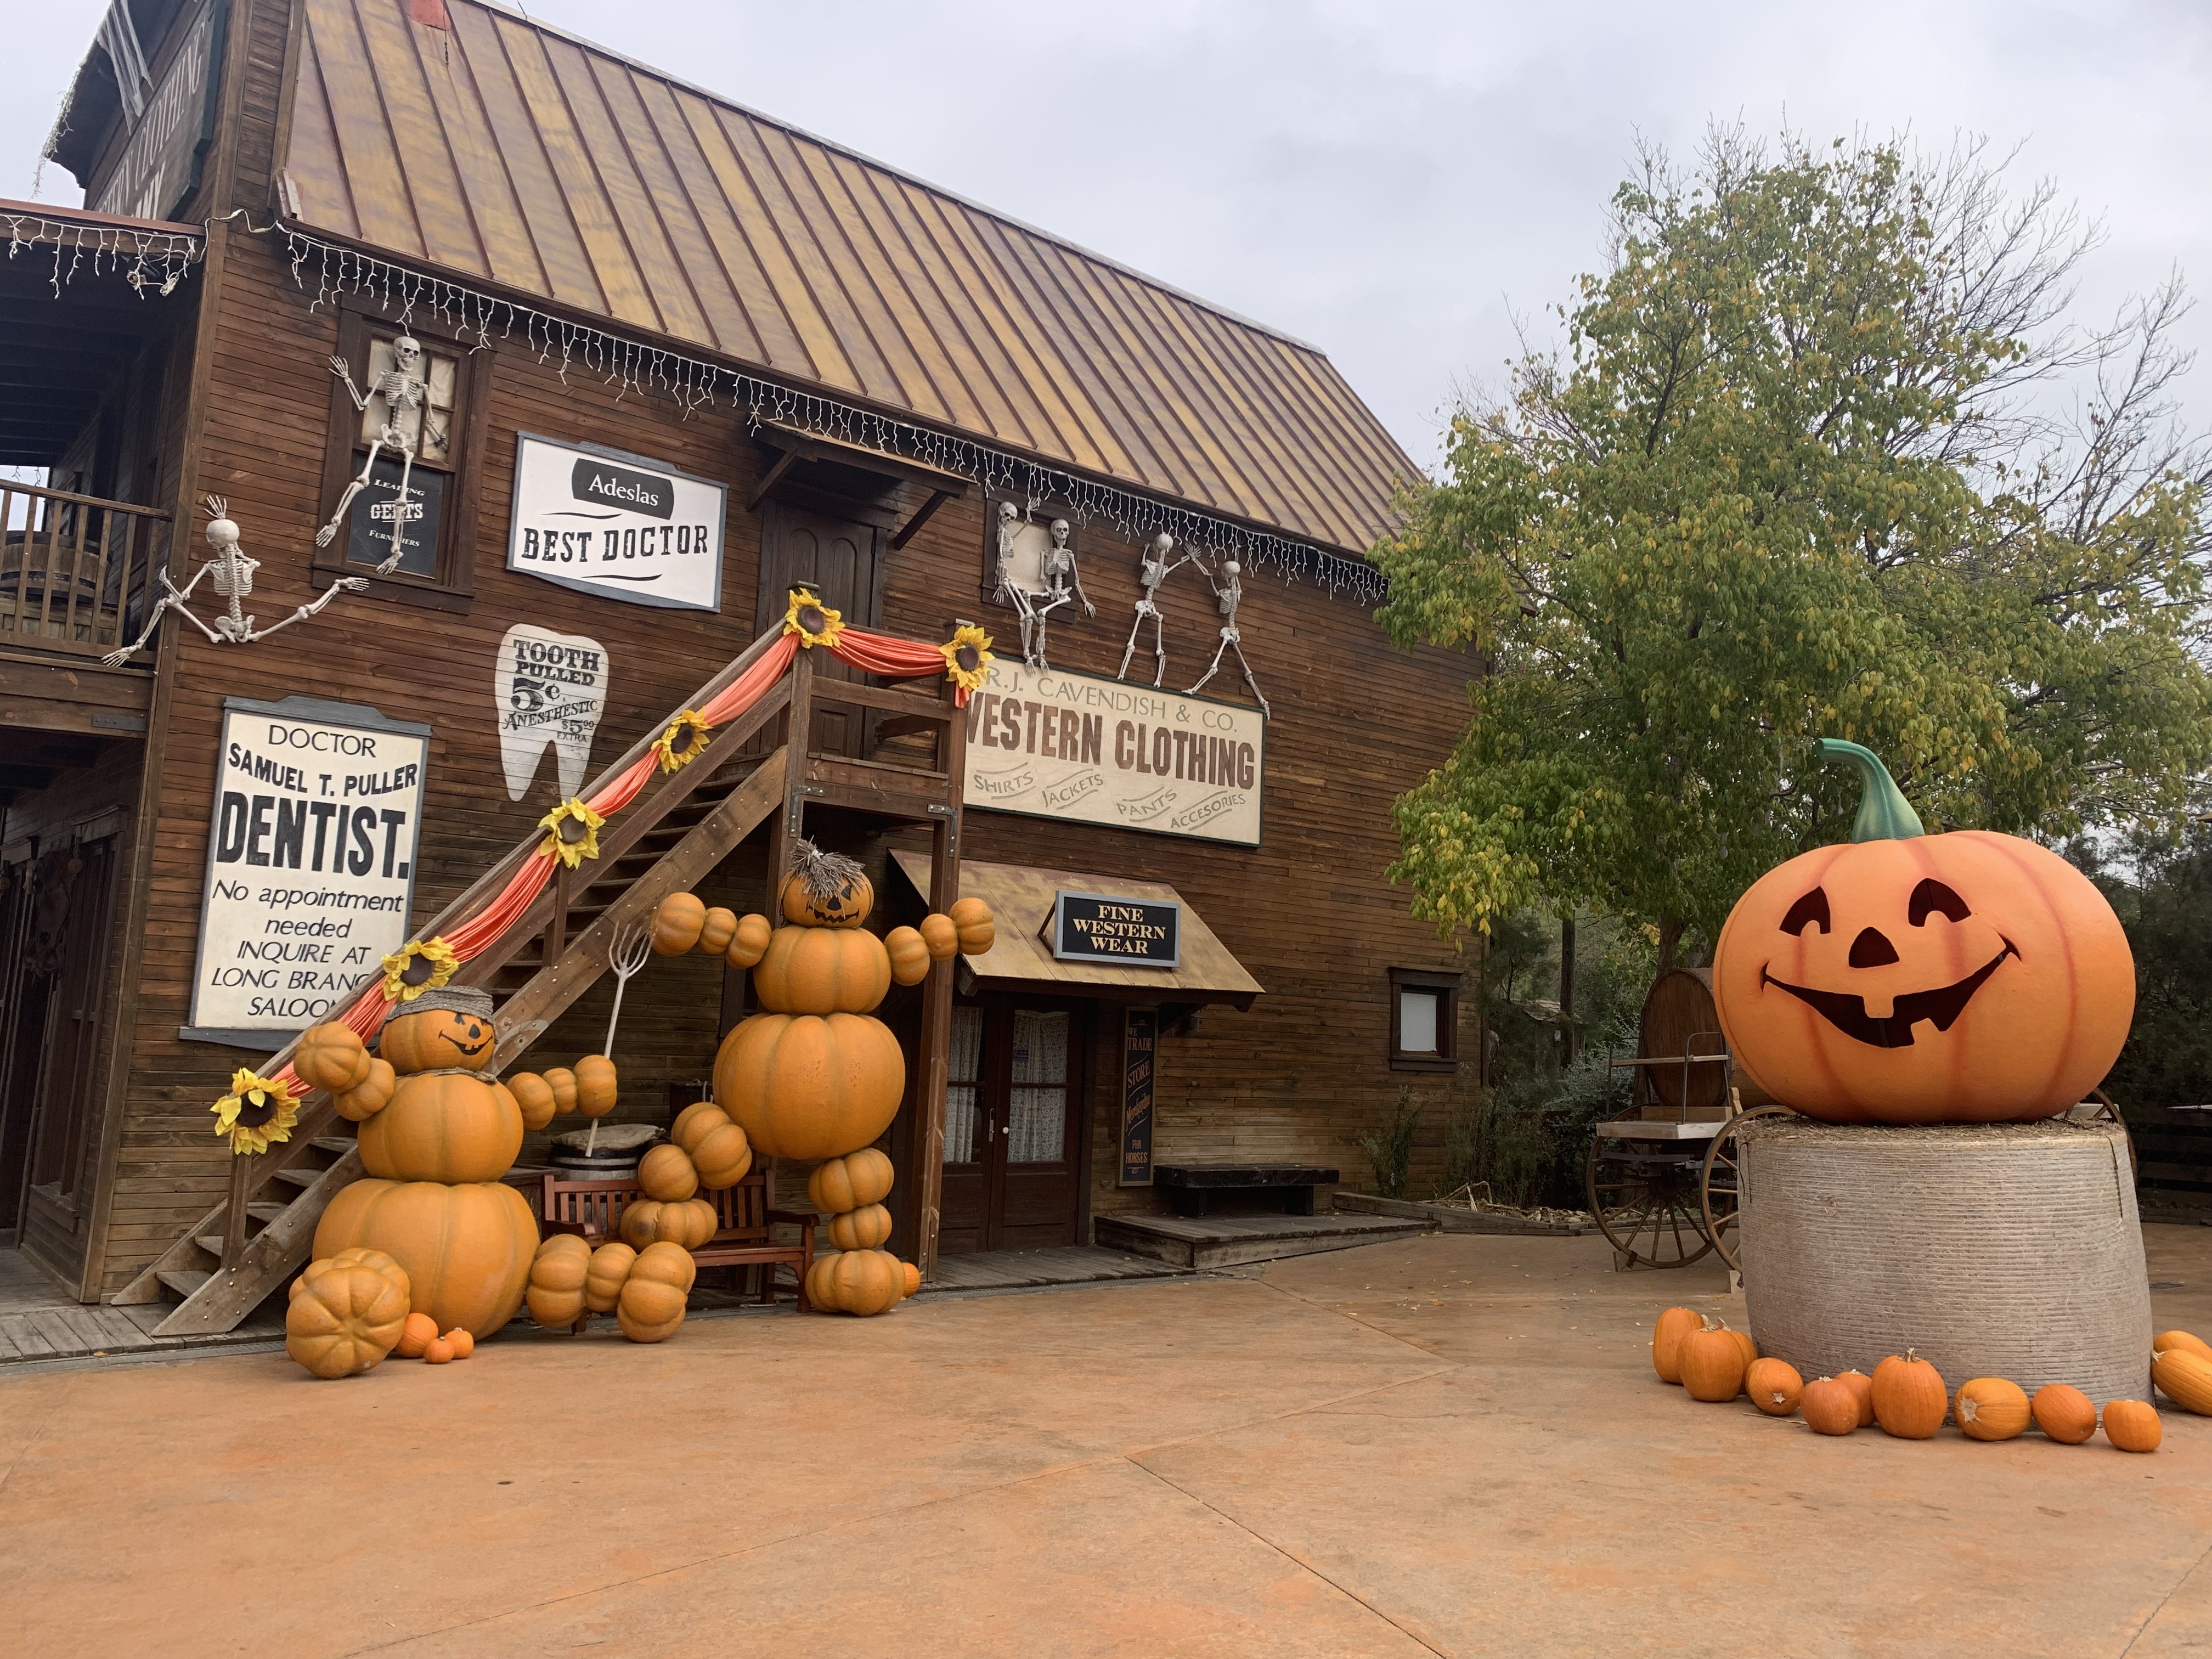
[[1375, 129, 2212, 963]]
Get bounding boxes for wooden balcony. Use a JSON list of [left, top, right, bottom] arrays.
[[1, 478, 169, 664]]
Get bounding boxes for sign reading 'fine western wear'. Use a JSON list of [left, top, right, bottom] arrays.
[[506, 433, 726, 611], [1051, 891, 1182, 968], [963, 660, 1263, 845], [184, 697, 429, 1045]]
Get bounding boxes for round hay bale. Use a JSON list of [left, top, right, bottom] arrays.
[[1740, 1116, 2149, 1404]]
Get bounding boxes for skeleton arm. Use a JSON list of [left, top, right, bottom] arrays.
[[98, 565, 218, 666], [329, 355, 371, 413]]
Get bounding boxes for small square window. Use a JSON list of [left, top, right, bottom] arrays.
[[1390, 968, 1459, 1073]]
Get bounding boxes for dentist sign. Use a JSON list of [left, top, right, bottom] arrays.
[[506, 433, 726, 611]]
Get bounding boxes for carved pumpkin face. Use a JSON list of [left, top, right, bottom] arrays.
[[379, 1006, 498, 1075], [778, 867, 872, 929], [1712, 743, 2132, 1124]]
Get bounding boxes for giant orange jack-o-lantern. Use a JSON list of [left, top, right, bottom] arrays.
[[1712, 740, 2132, 1124]]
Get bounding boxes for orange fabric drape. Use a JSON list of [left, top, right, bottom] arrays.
[[830, 627, 972, 704]]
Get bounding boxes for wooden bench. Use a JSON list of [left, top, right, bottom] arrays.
[[1153, 1163, 1339, 1218], [540, 1169, 819, 1314]]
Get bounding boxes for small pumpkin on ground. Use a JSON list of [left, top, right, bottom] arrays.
[[1801, 1378, 1860, 1435], [574, 1055, 618, 1119], [331, 1057, 398, 1123], [902, 1261, 922, 1297], [1679, 1317, 1749, 1402], [826, 1203, 893, 1252], [1872, 1349, 1948, 1439], [1747, 1357, 1804, 1417], [285, 1255, 413, 1379], [2155, 1329, 2212, 1362], [585, 1242, 637, 1314], [2152, 1343, 2212, 1414], [697, 907, 738, 956], [884, 926, 930, 986], [1651, 1307, 1702, 1385], [640, 1143, 701, 1202], [653, 892, 707, 955], [394, 1311, 439, 1358], [2103, 1400, 2163, 1453], [1954, 1377, 2031, 1442], [444, 1328, 475, 1359], [948, 896, 995, 955], [2032, 1384, 2098, 1444], [806, 1248, 909, 1316], [526, 1234, 591, 1328], [618, 1240, 697, 1342], [424, 1336, 455, 1364], [809, 1147, 895, 1215], [1836, 1368, 1875, 1427]]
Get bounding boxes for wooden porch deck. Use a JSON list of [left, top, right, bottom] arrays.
[[0, 1248, 284, 1365], [1092, 1210, 1434, 1271], [918, 1246, 1193, 1294]]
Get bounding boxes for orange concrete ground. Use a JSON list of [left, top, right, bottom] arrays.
[[2, 1226, 2208, 1658]]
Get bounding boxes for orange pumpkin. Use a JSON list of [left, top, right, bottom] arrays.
[[652, 891, 707, 955], [2032, 1383, 2098, 1443], [809, 1147, 895, 1214], [1747, 1357, 1804, 1417], [826, 1203, 893, 1252], [285, 1257, 413, 1378], [314, 1178, 539, 1339], [423, 1336, 455, 1364], [884, 927, 930, 987], [394, 1311, 439, 1359], [779, 840, 872, 928], [505, 1070, 557, 1130], [1871, 1348, 1948, 1438], [806, 1248, 906, 1316], [1713, 740, 2133, 1123], [1651, 1306, 1703, 1385], [621, 1195, 717, 1252], [918, 913, 958, 962], [2152, 1343, 2212, 1414], [1837, 1368, 1875, 1427], [296, 1021, 372, 1093], [639, 1144, 701, 1202], [543, 1067, 579, 1115], [1954, 1376, 2031, 1442], [617, 1240, 696, 1342], [1801, 1377, 1859, 1435], [2103, 1400, 2162, 1453], [673, 1104, 753, 1190], [752, 925, 894, 1015], [443, 1327, 475, 1359], [948, 896, 996, 955], [2155, 1329, 2212, 1362], [379, 994, 499, 1076], [698, 907, 738, 956], [574, 1055, 618, 1119], [713, 1011, 905, 1159], [331, 1057, 397, 1124], [526, 1234, 591, 1328], [585, 1242, 637, 1313], [293, 1245, 408, 1299], [1679, 1318, 1748, 1402], [902, 1261, 922, 1296], [725, 912, 772, 970], [357, 1073, 523, 1183]]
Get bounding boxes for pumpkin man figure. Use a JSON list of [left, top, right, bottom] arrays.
[[645, 840, 996, 1314]]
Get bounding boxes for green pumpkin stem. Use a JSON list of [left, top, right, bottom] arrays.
[[1818, 739, 1925, 842]]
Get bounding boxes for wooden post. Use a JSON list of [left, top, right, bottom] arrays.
[[546, 862, 570, 967], [907, 672, 967, 1282], [220, 1153, 250, 1269], [764, 645, 815, 911]]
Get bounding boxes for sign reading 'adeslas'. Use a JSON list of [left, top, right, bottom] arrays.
[[506, 433, 726, 611], [963, 660, 1263, 845]]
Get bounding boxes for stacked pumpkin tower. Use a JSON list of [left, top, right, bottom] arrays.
[[647, 840, 995, 1315]]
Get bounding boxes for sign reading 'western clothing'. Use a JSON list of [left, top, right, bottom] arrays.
[[506, 433, 726, 612], [1051, 890, 1182, 968], [91, 0, 227, 221], [184, 698, 429, 1044], [963, 661, 1263, 845]]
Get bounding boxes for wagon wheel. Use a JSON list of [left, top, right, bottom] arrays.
[[1699, 1105, 1794, 1273], [1586, 1135, 1714, 1269]]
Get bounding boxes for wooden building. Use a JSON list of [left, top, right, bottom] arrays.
[[1, 0, 1477, 1315]]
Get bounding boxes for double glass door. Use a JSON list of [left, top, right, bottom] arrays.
[[938, 996, 1086, 1254]]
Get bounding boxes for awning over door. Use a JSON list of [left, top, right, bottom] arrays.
[[889, 853, 1263, 1009]]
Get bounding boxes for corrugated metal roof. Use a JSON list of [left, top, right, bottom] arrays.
[[280, 0, 1412, 553]]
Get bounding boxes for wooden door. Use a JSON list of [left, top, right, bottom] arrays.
[[937, 996, 1086, 1254], [756, 501, 886, 757]]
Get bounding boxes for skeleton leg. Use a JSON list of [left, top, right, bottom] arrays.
[[1118, 612, 1144, 681], [98, 568, 212, 666], [1231, 641, 1271, 718], [1032, 592, 1068, 669], [236, 576, 371, 644], [1186, 633, 1232, 697], [315, 437, 386, 549], [1151, 615, 1167, 687], [374, 443, 416, 573]]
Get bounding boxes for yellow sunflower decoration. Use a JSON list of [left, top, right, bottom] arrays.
[[781, 586, 845, 649], [381, 936, 459, 1002], [212, 1069, 301, 1156], [940, 624, 994, 695], [652, 708, 715, 774], [538, 797, 606, 869]]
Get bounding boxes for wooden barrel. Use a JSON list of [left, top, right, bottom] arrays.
[[1638, 967, 1731, 1113]]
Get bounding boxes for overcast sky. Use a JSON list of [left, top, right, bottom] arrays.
[[7, 1, 2209, 469]]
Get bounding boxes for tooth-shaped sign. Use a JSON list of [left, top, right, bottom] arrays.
[[498, 623, 610, 802]]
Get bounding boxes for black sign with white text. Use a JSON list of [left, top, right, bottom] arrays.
[[1050, 890, 1181, 968]]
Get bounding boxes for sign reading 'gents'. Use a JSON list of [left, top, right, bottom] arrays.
[[963, 661, 1263, 845], [185, 699, 429, 1042], [506, 433, 726, 612]]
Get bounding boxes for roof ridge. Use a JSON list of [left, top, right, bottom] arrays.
[[461, 0, 1330, 356]]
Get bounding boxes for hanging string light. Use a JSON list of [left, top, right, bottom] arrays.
[[1, 208, 201, 298]]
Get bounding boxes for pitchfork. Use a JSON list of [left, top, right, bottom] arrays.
[[584, 918, 653, 1156]]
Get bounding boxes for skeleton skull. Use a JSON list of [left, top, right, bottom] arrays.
[[391, 335, 424, 375]]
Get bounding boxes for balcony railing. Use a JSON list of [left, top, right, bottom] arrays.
[[1, 479, 171, 663]]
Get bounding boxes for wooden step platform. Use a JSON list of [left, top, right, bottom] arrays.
[[918, 1245, 1192, 1294], [1091, 1210, 1432, 1270]]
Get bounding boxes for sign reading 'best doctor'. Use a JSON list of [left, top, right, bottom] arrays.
[[963, 661, 1263, 845], [506, 433, 726, 611]]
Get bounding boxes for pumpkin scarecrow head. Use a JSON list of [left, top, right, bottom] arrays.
[[778, 839, 873, 929], [1711, 741, 2133, 1124], [377, 985, 499, 1075]]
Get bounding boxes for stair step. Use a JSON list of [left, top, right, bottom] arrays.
[[157, 1268, 211, 1300], [273, 1167, 317, 1189], [247, 1200, 291, 1223], [196, 1233, 225, 1257], [309, 1136, 357, 1155]]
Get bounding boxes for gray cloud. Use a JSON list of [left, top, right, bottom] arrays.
[[9, 1, 2208, 471]]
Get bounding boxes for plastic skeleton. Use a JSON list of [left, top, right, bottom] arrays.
[[1117, 531, 1208, 686], [315, 335, 447, 570], [99, 498, 368, 666], [992, 502, 1094, 668], [1185, 559, 1271, 716]]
